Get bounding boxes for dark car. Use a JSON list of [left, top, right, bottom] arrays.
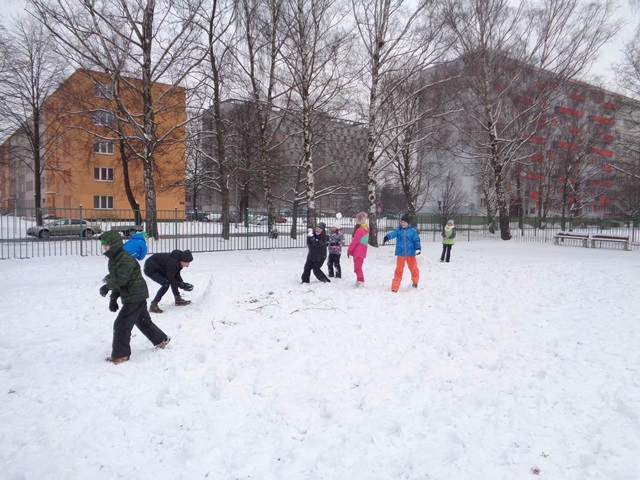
[[186, 211, 214, 222], [213, 212, 242, 223]]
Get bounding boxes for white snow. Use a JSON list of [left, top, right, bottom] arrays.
[[1, 240, 639, 479]]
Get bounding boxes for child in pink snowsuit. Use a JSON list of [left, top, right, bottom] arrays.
[[347, 212, 369, 286]]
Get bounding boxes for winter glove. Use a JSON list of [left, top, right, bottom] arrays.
[[415, 249, 421, 255], [109, 298, 119, 312], [99, 285, 109, 297], [308, 228, 314, 237], [383, 236, 389, 245], [181, 282, 194, 291], [347, 252, 350, 258]]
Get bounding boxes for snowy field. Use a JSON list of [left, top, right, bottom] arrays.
[[0, 241, 638, 480]]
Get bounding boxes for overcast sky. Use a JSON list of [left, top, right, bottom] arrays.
[[0, 0, 635, 92]]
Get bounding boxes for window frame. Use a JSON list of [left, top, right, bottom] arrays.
[[93, 140, 114, 155], [93, 195, 114, 209], [93, 167, 114, 182], [93, 110, 114, 127], [93, 81, 113, 99]]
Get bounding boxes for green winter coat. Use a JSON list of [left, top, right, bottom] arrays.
[[101, 230, 149, 304], [442, 225, 456, 245]]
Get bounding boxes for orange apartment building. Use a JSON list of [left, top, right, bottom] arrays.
[[0, 69, 186, 217]]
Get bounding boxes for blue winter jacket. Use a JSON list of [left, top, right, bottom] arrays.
[[122, 233, 148, 260], [386, 225, 421, 257]]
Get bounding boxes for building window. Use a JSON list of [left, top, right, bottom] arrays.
[[94, 140, 114, 155], [94, 167, 114, 182], [94, 195, 114, 209], [93, 82, 113, 99], [93, 110, 114, 127]]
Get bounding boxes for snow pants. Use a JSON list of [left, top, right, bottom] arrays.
[[391, 256, 419, 291], [112, 300, 167, 358], [441, 244, 453, 262], [352, 257, 365, 283], [301, 258, 330, 283], [328, 253, 341, 278]]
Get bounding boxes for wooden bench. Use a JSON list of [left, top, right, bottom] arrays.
[[554, 232, 589, 247], [590, 234, 630, 251]]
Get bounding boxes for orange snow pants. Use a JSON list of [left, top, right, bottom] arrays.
[[391, 256, 419, 291]]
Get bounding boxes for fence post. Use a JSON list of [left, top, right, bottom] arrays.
[[79, 204, 84, 256], [174, 208, 179, 251]]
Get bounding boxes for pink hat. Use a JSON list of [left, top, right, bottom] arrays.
[[355, 212, 367, 224]]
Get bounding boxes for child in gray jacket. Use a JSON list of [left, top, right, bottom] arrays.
[[327, 225, 345, 278]]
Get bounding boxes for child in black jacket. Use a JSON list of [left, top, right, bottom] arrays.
[[301, 222, 331, 283]]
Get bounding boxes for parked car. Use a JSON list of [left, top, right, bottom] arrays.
[[253, 216, 287, 226], [185, 211, 213, 222], [220, 212, 244, 223], [27, 218, 102, 238]]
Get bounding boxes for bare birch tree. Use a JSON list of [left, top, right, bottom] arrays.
[[351, 0, 447, 246], [0, 17, 68, 223], [194, 0, 236, 239], [232, 0, 293, 235], [442, 0, 618, 240], [377, 65, 454, 218], [30, 0, 207, 238]]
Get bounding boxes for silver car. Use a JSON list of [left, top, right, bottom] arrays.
[[27, 218, 102, 238]]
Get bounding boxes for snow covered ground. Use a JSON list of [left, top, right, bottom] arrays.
[[1, 240, 638, 479]]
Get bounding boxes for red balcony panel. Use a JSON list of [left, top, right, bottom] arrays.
[[591, 147, 613, 157], [601, 165, 612, 172], [549, 150, 556, 160], [519, 96, 534, 105], [602, 134, 614, 142], [525, 172, 543, 180], [590, 179, 612, 187], [604, 102, 615, 110], [531, 154, 545, 162], [556, 140, 581, 151], [529, 190, 540, 201], [569, 126, 582, 134], [529, 136, 546, 145], [599, 196, 612, 205], [591, 115, 615, 126], [571, 93, 585, 101], [555, 106, 584, 118]]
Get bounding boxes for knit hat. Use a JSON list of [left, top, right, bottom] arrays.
[[355, 212, 367, 224], [180, 250, 194, 262], [332, 224, 341, 231], [317, 222, 326, 231], [401, 213, 411, 224], [100, 230, 123, 249], [447, 219, 455, 225]]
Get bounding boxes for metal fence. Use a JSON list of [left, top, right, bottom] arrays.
[[1, 207, 638, 259]]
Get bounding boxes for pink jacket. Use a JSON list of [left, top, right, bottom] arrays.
[[348, 224, 369, 258]]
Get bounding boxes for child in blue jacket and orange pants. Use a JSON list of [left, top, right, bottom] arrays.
[[383, 213, 421, 292]]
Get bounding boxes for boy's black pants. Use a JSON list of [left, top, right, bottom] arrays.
[[112, 300, 167, 358]]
